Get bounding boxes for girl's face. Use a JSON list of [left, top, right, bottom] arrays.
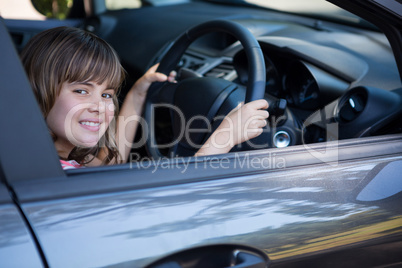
[[46, 81, 116, 157]]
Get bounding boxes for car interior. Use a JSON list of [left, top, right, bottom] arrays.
[[1, 0, 402, 174]]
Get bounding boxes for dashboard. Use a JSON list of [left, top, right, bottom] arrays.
[[170, 18, 400, 126], [113, 2, 401, 151], [232, 45, 349, 111]]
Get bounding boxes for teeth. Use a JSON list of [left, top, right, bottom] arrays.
[[81, 121, 100, 127]]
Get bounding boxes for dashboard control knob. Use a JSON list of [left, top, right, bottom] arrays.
[[273, 130, 291, 148]]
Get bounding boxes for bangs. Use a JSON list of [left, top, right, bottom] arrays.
[[61, 33, 125, 91]]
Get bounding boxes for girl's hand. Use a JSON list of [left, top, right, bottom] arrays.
[[131, 63, 176, 98], [195, 99, 269, 156], [216, 99, 269, 147]]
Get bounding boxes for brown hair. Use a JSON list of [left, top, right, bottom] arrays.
[[21, 26, 125, 165]]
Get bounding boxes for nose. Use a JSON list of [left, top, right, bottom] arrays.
[[88, 97, 106, 114]]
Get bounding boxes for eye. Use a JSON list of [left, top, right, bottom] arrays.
[[102, 93, 114, 99], [74, 89, 88, 95]]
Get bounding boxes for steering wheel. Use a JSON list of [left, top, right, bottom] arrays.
[[144, 20, 266, 158]]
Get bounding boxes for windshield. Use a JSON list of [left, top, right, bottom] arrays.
[[246, 0, 360, 22], [212, 0, 372, 27], [103, 0, 373, 28], [246, 0, 342, 13]]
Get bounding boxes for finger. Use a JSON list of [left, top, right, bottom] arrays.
[[255, 110, 269, 119], [143, 73, 166, 84], [258, 119, 268, 128], [250, 118, 267, 128], [141, 64, 162, 82], [148, 63, 160, 73], [168, 70, 177, 82], [246, 127, 264, 139], [169, 70, 177, 78], [157, 73, 169, 82], [246, 111, 269, 124], [247, 99, 269, 109]]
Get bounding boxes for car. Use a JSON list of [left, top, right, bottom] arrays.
[[1, 0, 402, 267]]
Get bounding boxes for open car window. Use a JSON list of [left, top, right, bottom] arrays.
[[2, 0, 402, 175]]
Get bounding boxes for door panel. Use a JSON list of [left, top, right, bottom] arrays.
[[19, 154, 402, 267], [146, 244, 270, 268], [0, 183, 43, 267]]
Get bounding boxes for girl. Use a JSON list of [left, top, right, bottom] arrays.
[[21, 26, 269, 169]]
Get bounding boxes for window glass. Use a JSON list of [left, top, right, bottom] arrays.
[[32, 0, 73, 19], [0, 0, 73, 20], [0, 0, 45, 20], [106, 0, 141, 10]]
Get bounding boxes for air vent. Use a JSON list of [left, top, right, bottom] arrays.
[[339, 92, 367, 122], [204, 62, 236, 80]]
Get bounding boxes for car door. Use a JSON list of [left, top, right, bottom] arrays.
[[0, 181, 43, 267], [1, 1, 402, 268], [7, 140, 402, 267]]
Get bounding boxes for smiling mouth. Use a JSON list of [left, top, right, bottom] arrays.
[[80, 121, 101, 127]]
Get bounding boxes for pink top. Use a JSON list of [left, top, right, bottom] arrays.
[[60, 160, 82, 170]]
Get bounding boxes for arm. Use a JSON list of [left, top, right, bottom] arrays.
[[116, 64, 175, 163], [195, 99, 269, 156]]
